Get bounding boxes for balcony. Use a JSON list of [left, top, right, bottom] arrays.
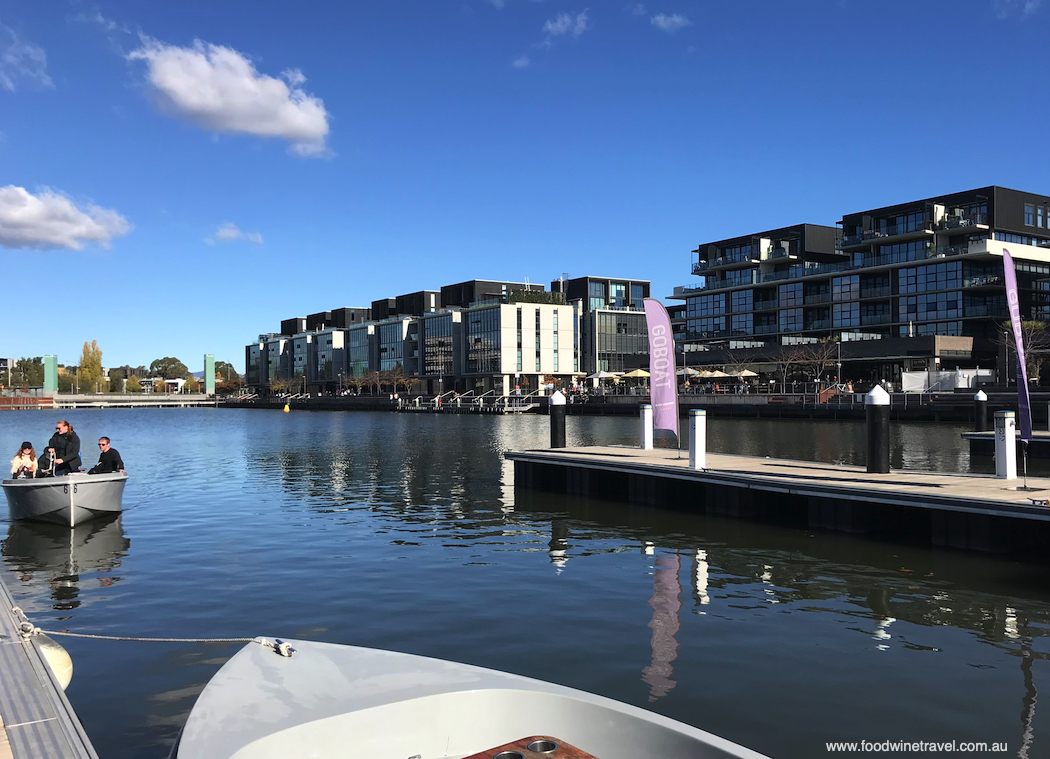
[[754, 324, 779, 334], [926, 243, 972, 259], [753, 299, 778, 311], [838, 220, 933, 249], [692, 260, 710, 275], [803, 292, 833, 305], [963, 275, 1004, 288], [861, 313, 893, 326], [859, 286, 892, 299], [767, 248, 794, 260], [937, 214, 988, 232], [964, 305, 1008, 318], [805, 319, 832, 330]]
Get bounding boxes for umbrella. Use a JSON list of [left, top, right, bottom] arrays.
[[586, 371, 623, 379], [697, 369, 729, 378], [622, 369, 650, 378], [731, 369, 758, 378], [676, 367, 701, 376]]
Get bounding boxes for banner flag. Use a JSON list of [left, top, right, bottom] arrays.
[[643, 298, 679, 444], [1003, 247, 1033, 442]]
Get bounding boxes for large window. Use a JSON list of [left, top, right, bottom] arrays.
[[778, 282, 803, 307], [595, 311, 648, 371], [378, 322, 405, 372], [589, 281, 606, 311], [467, 307, 501, 374], [422, 315, 454, 376], [349, 327, 370, 377], [779, 308, 803, 332], [1025, 204, 1035, 226], [899, 292, 961, 322], [898, 261, 961, 294], [687, 293, 725, 317], [630, 284, 645, 310], [731, 290, 753, 313], [833, 302, 860, 328], [731, 313, 753, 335], [832, 275, 859, 301]]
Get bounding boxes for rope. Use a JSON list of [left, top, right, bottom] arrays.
[[10, 606, 267, 647]]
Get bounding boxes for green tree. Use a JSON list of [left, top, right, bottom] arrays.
[[184, 375, 200, 393], [79, 340, 104, 392], [150, 357, 190, 379], [13, 358, 44, 387], [127, 375, 142, 393], [109, 373, 125, 393], [215, 377, 243, 395], [58, 372, 75, 393], [214, 361, 239, 382]]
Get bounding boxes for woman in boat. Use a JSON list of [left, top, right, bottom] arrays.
[[45, 420, 81, 476], [9, 442, 37, 479]]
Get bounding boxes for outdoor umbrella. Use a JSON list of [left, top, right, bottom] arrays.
[[676, 367, 701, 376], [622, 369, 650, 378], [586, 371, 623, 379]]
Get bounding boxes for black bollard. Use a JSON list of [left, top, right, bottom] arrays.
[[550, 390, 566, 448], [974, 390, 988, 432], [865, 386, 890, 473]]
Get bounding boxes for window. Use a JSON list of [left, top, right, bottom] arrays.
[[589, 281, 605, 311], [1039, 207, 1045, 229], [516, 308, 523, 371], [1025, 204, 1035, 226], [731, 290, 753, 313], [535, 309, 541, 371]]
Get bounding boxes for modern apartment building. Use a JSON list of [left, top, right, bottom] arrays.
[[551, 276, 651, 374], [673, 187, 1050, 381]]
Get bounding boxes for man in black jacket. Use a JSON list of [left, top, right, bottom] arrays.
[[45, 420, 81, 475], [89, 437, 125, 474]]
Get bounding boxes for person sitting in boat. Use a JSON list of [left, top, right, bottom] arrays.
[[88, 437, 125, 475], [42, 420, 81, 476], [9, 442, 37, 479]]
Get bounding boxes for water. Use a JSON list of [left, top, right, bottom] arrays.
[[1, 409, 1048, 758]]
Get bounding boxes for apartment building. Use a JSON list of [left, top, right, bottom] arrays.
[[551, 276, 650, 375], [673, 187, 1050, 382]]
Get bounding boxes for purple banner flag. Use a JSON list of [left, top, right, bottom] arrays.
[[1003, 247, 1033, 441], [643, 298, 679, 443]]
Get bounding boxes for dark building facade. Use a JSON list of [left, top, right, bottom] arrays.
[[551, 276, 651, 375], [674, 187, 1050, 381], [440, 280, 544, 309]]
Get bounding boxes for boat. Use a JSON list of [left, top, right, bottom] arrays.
[[172, 638, 768, 759], [2, 472, 128, 526]]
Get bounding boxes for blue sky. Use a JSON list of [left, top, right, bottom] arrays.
[[1, 0, 1047, 372]]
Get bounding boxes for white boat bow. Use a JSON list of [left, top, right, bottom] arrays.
[[173, 638, 768, 759]]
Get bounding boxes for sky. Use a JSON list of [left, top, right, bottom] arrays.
[[1, 0, 1048, 373]]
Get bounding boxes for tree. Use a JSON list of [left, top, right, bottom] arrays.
[[216, 377, 243, 395], [126, 375, 142, 393], [150, 357, 190, 379], [184, 375, 200, 393], [109, 373, 125, 393], [153, 378, 168, 393], [58, 372, 75, 393], [13, 358, 44, 387], [79, 341, 104, 392], [997, 321, 1050, 384], [793, 339, 840, 384], [214, 360, 239, 382]]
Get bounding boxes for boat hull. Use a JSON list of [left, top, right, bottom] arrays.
[[2, 473, 127, 526], [174, 639, 769, 759]]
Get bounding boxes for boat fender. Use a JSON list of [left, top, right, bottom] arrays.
[[38, 633, 74, 690], [283, 404, 290, 413]]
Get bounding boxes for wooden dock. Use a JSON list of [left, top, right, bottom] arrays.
[[505, 447, 1050, 554], [0, 576, 98, 759]]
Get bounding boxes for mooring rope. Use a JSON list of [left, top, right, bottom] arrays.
[[10, 606, 259, 646]]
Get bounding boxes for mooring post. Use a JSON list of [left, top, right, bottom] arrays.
[[974, 390, 988, 432], [689, 409, 706, 470], [550, 390, 566, 448], [865, 385, 890, 474], [640, 404, 653, 450], [995, 410, 1017, 480]]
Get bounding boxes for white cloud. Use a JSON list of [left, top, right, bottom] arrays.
[[651, 13, 691, 32], [993, 0, 1041, 16], [544, 11, 589, 37], [631, 4, 648, 16], [512, 55, 531, 68], [0, 186, 131, 251], [0, 23, 52, 91], [127, 38, 332, 158], [205, 222, 263, 245]]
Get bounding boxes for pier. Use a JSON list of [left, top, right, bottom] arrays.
[[0, 575, 98, 759], [505, 446, 1050, 555]]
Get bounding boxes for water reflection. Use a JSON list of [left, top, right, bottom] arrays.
[[641, 553, 681, 702], [2, 516, 129, 613]]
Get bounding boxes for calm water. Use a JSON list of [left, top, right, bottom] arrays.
[[1, 409, 1048, 759]]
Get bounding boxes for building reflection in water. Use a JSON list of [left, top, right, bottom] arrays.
[[641, 552, 682, 702], [693, 549, 710, 607], [548, 519, 568, 571], [1, 515, 129, 613]]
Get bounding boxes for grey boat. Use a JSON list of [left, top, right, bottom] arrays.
[[2, 472, 127, 526], [172, 638, 769, 759]]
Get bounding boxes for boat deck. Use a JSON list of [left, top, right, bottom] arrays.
[[0, 575, 98, 759]]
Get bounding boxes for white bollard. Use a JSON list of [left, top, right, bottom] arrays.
[[689, 409, 706, 470], [994, 410, 1017, 480], [640, 404, 653, 450]]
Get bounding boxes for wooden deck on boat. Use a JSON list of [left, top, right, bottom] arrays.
[[0, 575, 98, 759], [505, 446, 1050, 521]]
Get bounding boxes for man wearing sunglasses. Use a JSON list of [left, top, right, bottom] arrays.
[[88, 437, 125, 475]]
